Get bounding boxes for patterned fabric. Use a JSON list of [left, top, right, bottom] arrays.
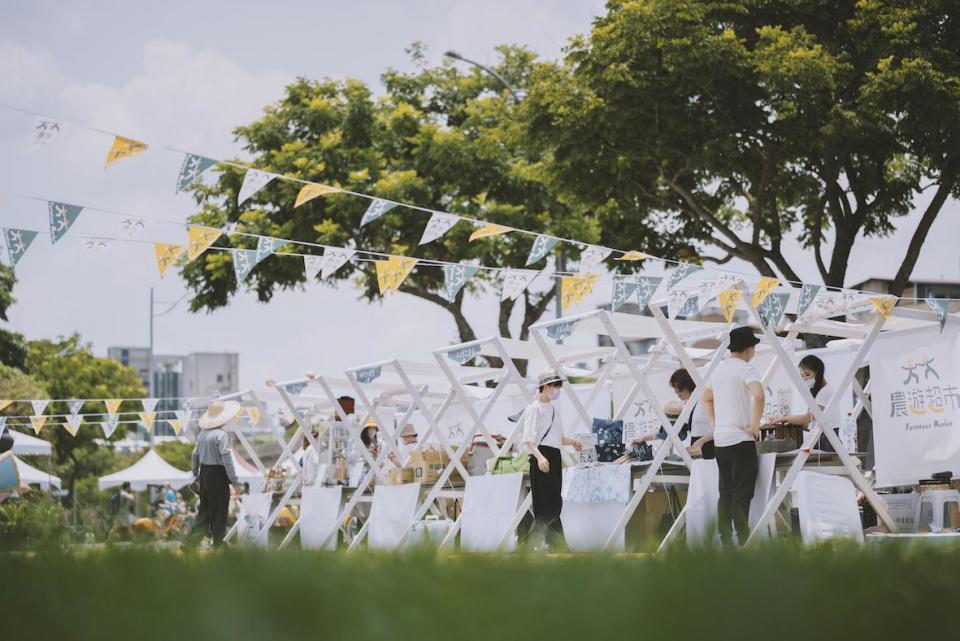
[[592, 418, 625, 462], [563, 465, 631, 503]]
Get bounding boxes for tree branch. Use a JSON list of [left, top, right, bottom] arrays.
[[888, 174, 956, 297]]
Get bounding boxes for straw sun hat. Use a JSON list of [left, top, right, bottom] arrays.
[[198, 400, 243, 430]]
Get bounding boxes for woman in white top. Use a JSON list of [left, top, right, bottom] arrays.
[[519, 371, 581, 549], [778, 355, 839, 451], [629, 369, 714, 460]]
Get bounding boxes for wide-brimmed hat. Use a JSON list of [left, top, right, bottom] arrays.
[[399, 424, 418, 438], [198, 400, 243, 430], [728, 326, 761, 351]]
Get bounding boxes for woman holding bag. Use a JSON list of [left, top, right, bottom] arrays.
[[519, 371, 581, 550]]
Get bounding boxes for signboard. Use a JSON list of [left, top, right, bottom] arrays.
[[872, 325, 960, 487]]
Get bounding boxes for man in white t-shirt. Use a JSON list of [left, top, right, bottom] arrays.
[[702, 326, 765, 546]]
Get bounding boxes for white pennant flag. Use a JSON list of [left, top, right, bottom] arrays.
[[304, 255, 324, 280], [667, 289, 691, 319], [81, 239, 110, 253], [30, 117, 63, 149], [64, 414, 82, 436], [31, 399, 49, 416], [238, 168, 276, 205], [579, 246, 612, 274], [141, 398, 159, 414], [102, 415, 120, 439], [319, 248, 356, 279], [175, 410, 191, 426], [501, 269, 543, 302], [419, 212, 460, 245], [119, 217, 146, 237]]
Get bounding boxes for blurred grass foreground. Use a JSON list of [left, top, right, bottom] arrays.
[[3, 544, 960, 640]]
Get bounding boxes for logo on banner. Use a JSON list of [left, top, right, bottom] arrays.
[[526, 234, 559, 266], [546, 320, 577, 341], [48, 201, 83, 244], [419, 212, 460, 245], [4, 228, 39, 266], [355, 366, 382, 384], [447, 344, 482, 364], [176, 154, 216, 193], [31, 118, 63, 148], [360, 199, 398, 227]]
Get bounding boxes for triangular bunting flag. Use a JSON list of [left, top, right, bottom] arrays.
[[560, 273, 600, 310], [4, 228, 39, 266], [246, 406, 262, 425], [525, 234, 559, 266], [718, 289, 742, 323], [295, 183, 338, 207], [758, 292, 790, 328], [635, 276, 662, 312], [446, 344, 482, 365], [469, 223, 512, 242], [677, 295, 701, 318], [546, 320, 578, 341], [232, 249, 258, 282], [182, 399, 194, 413], [796, 284, 822, 320], [254, 236, 287, 264], [154, 243, 184, 278], [48, 201, 83, 244], [68, 399, 84, 415], [375, 256, 418, 295], [30, 118, 63, 149], [176, 154, 216, 193], [440, 263, 480, 302], [139, 412, 157, 429], [284, 381, 309, 396], [925, 297, 950, 333], [319, 248, 355, 279], [64, 414, 82, 436], [102, 415, 120, 438], [360, 199, 398, 227], [304, 255, 323, 280], [141, 398, 159, 414], [119, 217, 146, 237], [419, 212, 460, 245], [81, 239, 110, 253], [579, 246, 612, 274], [0, 400, 11, 412], [667, 289, 691, 319], [611, 276, 639, 312], [501, 269, 542, 302], [104, 135, 148, 168], [355, 367, 382, 384], [187, 226, 223, 260], [104, 399, 123, 419], [752, 277, 780, 308], [167, 419, 183, 435], [666, 263, 701, 292], [615, 250, 648, 262], [870, 297, 895, 320], [30, 416, 47, 434], [31, 399, 48, 416], [238, 168, 276, 205]]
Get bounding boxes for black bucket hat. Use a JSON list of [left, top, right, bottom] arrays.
[[728, 326, 761, 351]]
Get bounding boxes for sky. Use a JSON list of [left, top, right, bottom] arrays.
[[2, 0, 959, 393]]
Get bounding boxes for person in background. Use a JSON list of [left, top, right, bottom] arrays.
[[360, 419, 380, 458], [186, 400, 244, 548], [106, 481, 136, 541], [519, 371, 581, 550], [628, 369, 712, 458], [774, 355, 839, 451], [702, 326, 765, 546], [389, 424, 419, 466]]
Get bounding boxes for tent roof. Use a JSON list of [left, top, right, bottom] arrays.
[[97, 449, 193, 491], [12, 455, 61, 490], [230, 448, 263, 483], [8, 429, 52, 456]]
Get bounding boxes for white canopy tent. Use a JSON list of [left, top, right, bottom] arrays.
[[9, 429, 53, 457], [12, 454, 61, 490], [97, 449, 193, 491]]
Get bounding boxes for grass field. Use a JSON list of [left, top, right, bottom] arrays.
[[4, 543, 960, 641]]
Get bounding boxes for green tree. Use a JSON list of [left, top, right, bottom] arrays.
[[522, 0, 960, 295], [23, 335, 145, 506], [155, 441, 193, 472], [0, 265, 27, 369], [181, 45, 686, 351]]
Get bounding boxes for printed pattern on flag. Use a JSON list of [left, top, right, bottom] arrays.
[[560, 273, 599, 310], [254, 236, 287, 264], [375, 256, 417, 295], [925, 297, 950, 333], [233, 249, 258, 282], [419, 212, 460, 245], [611, 276, 639, 312], [718, 288, 742, 323], [441, 263, 479, 302], [752, 277, 780, 308], [578, 245, 612, 274], [238, 168, 276, 205], [526, 235, 559, 266], [4, 228, 39, 266], [360, 199, 398, 227], [501, 269, 542, 302], [295, 183, 338, 207], [666, 263, 701, 292], [31, 118, 63, 148], [447, 344, 482, 365], [304, 255, 324, 280], [796, 284, 822, 320], [318, 248, 355, 279], [48, 201, 83, 243], [757, 292, 790, 328], [104, 135, 148, 167], [176, 154, 216, 193], [154, 243, 184, 277], [546, 320, 578, 341], [187, 226, 223, 260], [354, 366, 382, 384]]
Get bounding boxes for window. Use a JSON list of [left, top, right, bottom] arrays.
[[217, 374, 224, 383]]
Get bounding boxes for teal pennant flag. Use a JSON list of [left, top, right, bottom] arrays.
[[48, 201, 83, 244]]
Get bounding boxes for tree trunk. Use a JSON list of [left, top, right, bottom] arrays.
[[888, 177, 956, 297]]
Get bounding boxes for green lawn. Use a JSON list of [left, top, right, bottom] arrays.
[[3, 544, 959, 640]]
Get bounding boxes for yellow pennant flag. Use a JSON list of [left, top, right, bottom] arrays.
[[104, 399, 123, 418], [752, 277, 780, 308], [469, 223, 512, 242], [246, 406, 262, 424], [187, 226, 223, 260], [64, 415, 82, 437], [168, 419, 183, 435], [718, 288, 742, 323], [30, 416, 47, 435], [105, 135, 149, 168], [139, 412, 156, 429], [615, 250, 648, 261], [0, 400, 11, 412], [375, 256, 418, 295], [295, 183, 339, 207], [154, 243, 185, 278], [871, 297, 895, 320], [561, 273, 601, 310]]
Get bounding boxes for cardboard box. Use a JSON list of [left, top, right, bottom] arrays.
[[409, 448, 467, 486], [386, 466, 415, 485]]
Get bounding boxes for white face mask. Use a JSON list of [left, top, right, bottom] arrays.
[[548, 388, 561, 401], [803, 377, 816, 389]]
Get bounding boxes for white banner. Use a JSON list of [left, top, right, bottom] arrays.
[[872, 325, 960, 487]]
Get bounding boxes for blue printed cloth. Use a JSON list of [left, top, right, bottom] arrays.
[[563, 465, 631, 503]]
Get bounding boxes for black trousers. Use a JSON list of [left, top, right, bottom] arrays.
[[715, 441, 758, 546], [188, 464, 230, 547], [529, 446, 564, 544]]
